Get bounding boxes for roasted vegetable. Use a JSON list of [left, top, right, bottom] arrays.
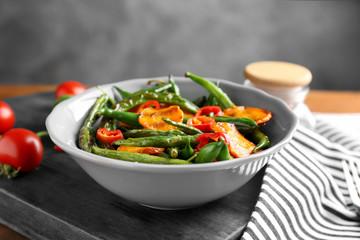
[[79, 93, 109, 152], [223, 106, 272, 125], [162, 117, 202, 135], [92, 146, 191, 164], [138, 105, 184, 131], [211, 122, 255, 158], [98, 108, 142, 128], [123, 129, 185, 138], [114, 92, 199, 113], [113, 134, 200, 148], [251, 128, 271, 153], [114, 82, 172, 100], [185, 72, 235, 109], [79, 73, 272, 164]]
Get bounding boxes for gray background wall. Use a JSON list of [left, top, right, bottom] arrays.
[[1, 0, 359, 90]]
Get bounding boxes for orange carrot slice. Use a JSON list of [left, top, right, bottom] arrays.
[[211, 122, 255, 158], [223, 106, 272, 125], [138, 105, 184, 131]]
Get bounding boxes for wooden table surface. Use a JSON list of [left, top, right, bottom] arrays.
[[1, 84, 360, 240]]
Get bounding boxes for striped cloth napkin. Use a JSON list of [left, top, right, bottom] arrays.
[[241, 114, 360, 240]]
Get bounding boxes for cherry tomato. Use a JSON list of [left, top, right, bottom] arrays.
[[0, 101, 15, 134], [55, 81, 86, 99], [0, 128, 43, 172]]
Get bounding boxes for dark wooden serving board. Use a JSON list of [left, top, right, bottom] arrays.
[[0, 92, 264, 240]]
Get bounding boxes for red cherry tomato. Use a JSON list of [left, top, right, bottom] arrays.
[[0, 128, 43, 172], [0, 101, 15, 134], [55, 81, 86, 99]]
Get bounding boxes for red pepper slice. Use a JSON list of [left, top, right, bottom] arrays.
[[195, 106, 224, 117], [96, 128, 124, 145], [195, 132, 231, 151], [187, 116, 215, 132]]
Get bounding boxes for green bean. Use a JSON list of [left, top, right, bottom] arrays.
[[79, 93, 109, 152], [123, 129, 185, 138], [158, 152, 170, 158], [168, 75, 180, 96], [185, 72, 235, 109], [167, 147, 179, 158], [162, 117, 202, 135], [113, 86, 132, 100], [114, 83, 173, 101], [204, 80, 220, 106], [211, 116, 258, 133], [182, 116, 258, 133], [98, 108, 142, 128], [99, 117, 117, 131], [92, 146, 191, 164], [114, 92, 199, 113], [186, 152, 198, 163], [252, 128, 271, 153], [97, 86, 116, 106], [132, 83, 172, 96], [113, 134, 200, 148]]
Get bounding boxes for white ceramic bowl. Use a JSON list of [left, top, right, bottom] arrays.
[[46, 77, 298, 210]]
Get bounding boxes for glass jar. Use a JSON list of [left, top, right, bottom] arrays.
[[243, 61, 316, 129]]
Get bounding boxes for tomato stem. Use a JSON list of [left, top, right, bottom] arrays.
[[36, 131, 49, 138], [0, 163, 20, 179]]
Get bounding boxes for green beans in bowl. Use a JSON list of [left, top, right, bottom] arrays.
[[46, 73, 298, 209]]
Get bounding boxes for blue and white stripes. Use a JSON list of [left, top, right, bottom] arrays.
[[242, 118, 360, 240]]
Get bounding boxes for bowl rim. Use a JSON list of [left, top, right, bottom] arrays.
[[46, 76, 298, 172]]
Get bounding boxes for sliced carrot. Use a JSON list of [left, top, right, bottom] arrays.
[[223, 106, 272, 125], [211, 122, 255, 158], [138, 105, 184, 131], [117, 146, 165, 155]]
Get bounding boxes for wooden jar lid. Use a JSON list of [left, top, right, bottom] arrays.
[[244, 61, 312, 87]]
